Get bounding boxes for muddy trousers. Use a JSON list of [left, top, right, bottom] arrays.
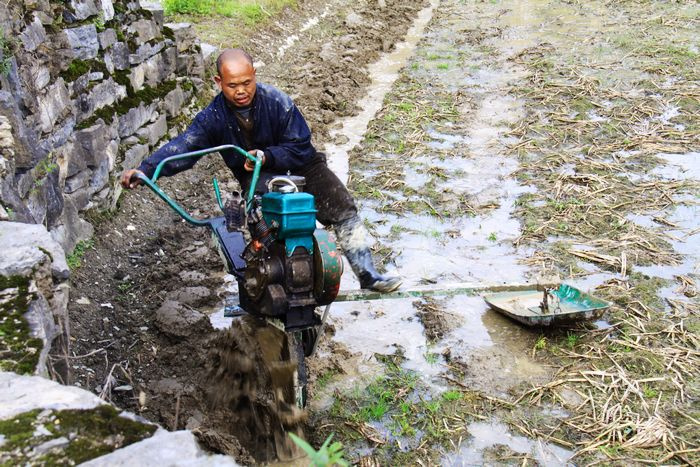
[[296, 154, 402, 292]]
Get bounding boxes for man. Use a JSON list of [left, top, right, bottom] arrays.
[[121, 48, 401, 292]]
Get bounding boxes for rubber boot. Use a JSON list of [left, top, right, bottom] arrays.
[[344, 247, 402, 293], [335, 217, 402, 293]]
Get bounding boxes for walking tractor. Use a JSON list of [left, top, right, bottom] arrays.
[[134, 143, 343, 332], [133, 144, 343, 409]]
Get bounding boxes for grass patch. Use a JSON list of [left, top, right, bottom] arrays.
[[315, 356, 495, 464], [66, 239, 95, 270], [164, 0, 297, 44]]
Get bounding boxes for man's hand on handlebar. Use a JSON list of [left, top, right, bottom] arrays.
[[121, 169, 145, 189], [244, 150, 265, 172]]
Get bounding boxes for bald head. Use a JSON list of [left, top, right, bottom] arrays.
[[214, 48, 257, 107], [216, 49, 254, 76]]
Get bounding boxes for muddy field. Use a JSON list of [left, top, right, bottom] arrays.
[[61, 0, 698, 465]]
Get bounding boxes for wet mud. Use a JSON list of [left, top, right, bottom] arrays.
[[308, 0, 699, 464], [202, 317, 305, 462]]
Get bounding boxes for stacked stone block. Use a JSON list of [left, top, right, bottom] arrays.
[[0, 0, 206, 252]]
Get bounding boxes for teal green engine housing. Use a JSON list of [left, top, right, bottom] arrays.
[[261, 192, 317, 256]]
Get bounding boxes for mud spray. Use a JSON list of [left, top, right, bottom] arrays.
[[198, 316, 305, 462]]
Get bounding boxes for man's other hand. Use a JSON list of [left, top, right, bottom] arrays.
[[244, 150, 265, 172], [121, 169, 144, 189]]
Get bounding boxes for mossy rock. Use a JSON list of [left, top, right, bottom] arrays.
[[0, 275, 42, 375], [0, 405, 157, 465]]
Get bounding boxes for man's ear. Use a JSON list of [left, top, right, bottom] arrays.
[[213, 74, 222, 88]]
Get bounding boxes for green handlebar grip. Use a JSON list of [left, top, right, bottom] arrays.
[[244, 151, 263, 209]]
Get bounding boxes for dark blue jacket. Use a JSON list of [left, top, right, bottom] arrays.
[[137, 83, 316, 180]]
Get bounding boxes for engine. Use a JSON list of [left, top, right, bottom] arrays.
[[233, 177, 343, 331]]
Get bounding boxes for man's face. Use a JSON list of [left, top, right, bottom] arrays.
[[215, 58, 256, 107]]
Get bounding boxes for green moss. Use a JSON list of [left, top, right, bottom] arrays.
[[0, 27, 15, 77], [137, 7, 153, 19], [113, 0, 127, 14], [78, 80, 177, 130], [0, 275, 42, 374], [112, 69, 135, 95], [0, 409, 42, 450], [180, 79, 194, 93], [104, 20, 126, 42], [60, 59, 109, 82], [47, 405, 156, 463], [162, 25, 175, 41], [117, 80, 177, 113], [75, 106, 116, 130], [93, 13, 106, 32], [126, 38, 138, 52], [0, 406, 157, 465]]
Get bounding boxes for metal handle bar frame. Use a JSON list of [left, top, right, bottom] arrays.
[[134, 145, 262, 227]]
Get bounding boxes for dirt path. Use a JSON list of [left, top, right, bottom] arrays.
[[63, 0, 699, 464]]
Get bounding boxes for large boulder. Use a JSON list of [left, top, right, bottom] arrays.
[[81, 430, 240, 466], [0, 371, 104, 419]]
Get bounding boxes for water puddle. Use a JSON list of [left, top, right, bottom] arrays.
[[443, 420, 573, 466], [628, 154, 699, 302], [331, 298, 439, 379], [330, 292, 548, 397], [653, 152, 700, 181], [566, 271, 618, 293], [323, 0, 441, 183], [322, 0, 555, 426]]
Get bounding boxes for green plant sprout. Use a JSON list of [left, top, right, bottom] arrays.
[[288, 433, 349, 467]]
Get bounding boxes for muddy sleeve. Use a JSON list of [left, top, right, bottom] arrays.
[[262, 105, 315, 171], [137, 111, 216, 178]]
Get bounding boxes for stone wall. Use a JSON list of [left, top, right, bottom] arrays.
[[0, 0, 205, 252], [0, 221, 69, 377]]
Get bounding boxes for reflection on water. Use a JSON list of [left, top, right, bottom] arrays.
[[443, 420, 573, 467]]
